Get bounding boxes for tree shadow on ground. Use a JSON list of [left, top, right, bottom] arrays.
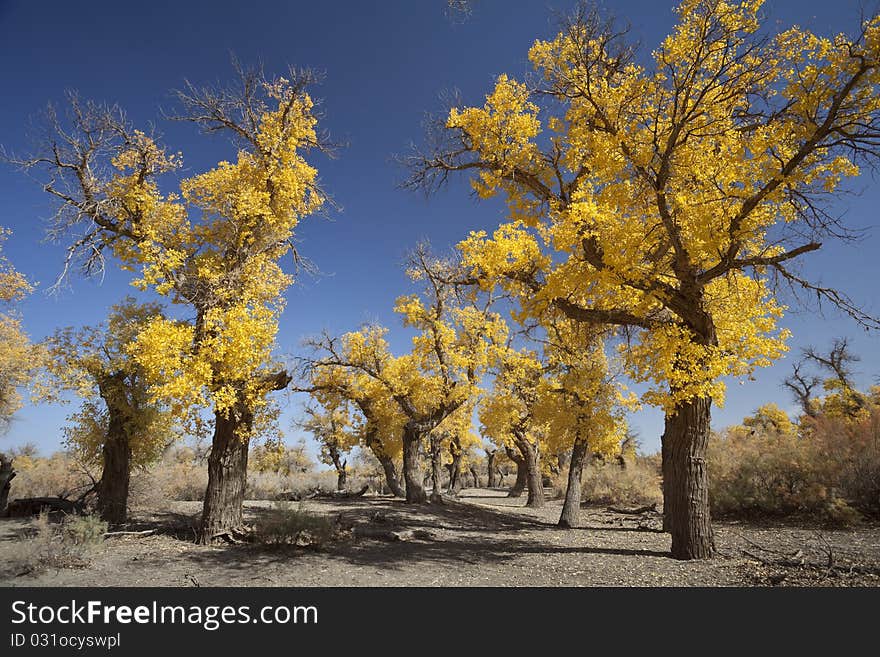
[[120, 497, 675, 578]]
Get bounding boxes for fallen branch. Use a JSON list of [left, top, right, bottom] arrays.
[[313, 484, 369, 500], [353, 526, 435, 542], [5, 497, 82, 517], [607, 503, 657, 515]]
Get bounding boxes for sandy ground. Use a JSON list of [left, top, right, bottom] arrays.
[[2, 488, 879, 587]]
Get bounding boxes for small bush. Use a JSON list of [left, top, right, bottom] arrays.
[[565, 457, 662, 507], [4, 512, 108, 576], [253, 502, 336, 548]]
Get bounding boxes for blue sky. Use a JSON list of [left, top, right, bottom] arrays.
[[0, 0, 878, 459]]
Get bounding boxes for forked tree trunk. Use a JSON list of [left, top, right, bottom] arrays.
[[329, 445, 347, 491], [662, 396, 715, 560], [430, 437, 444, 503], [0, 454, 15, 517], [199, 408, 252, 544], [469, 466, 480, 488], [486, 450, 497, 488], [506, 447, 526, 497], [402, 425, 427, 503], [559, 438, 589, 528], [96, 411, 132, 525]]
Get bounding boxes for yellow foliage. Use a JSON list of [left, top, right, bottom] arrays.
[[88, 77, 326, 433], [39, 298, 181, 467], [444, 1, 880, 412], [0, 227, 41, 423]]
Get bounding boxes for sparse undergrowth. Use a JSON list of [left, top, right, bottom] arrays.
[[253, 501, 339, 548], [3, 512, 107, 577]]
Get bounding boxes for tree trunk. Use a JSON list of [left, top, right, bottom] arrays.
[[559, 438, 589, 528], [96, 411, 132, 525], [336, 466, 347, 491], [486, 450, 497, 488], [469, 466, 480, 488], [366, 434, 405, 497], [199, 408, 252, 544], [376, 452, 405, 497], [0, 454, 15, 517], [95, 377, 133, 525], [662, 396, 715, 560], [329, 446, 347, 491], [402, 425, 427, 503], [661, 421, 672, 533], [506, 446, 526, 497], [447, 442, 463, 495], [430, 436, 444, 503], [521, 440, 545, 509]]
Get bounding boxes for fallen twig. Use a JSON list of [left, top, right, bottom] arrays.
[[103, 529, 157, 538]]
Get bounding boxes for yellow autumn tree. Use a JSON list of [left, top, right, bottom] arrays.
[[480, 317, 628, 523], [300, 400, 359, 490], [740, 403, 797, 438], [479, 346, 547, 508], [423, 402, 477, 501], [305, 363, 407, 497], [16, 65, 328, 542], [409, 0, 880, 558], [440, 404, 483, 496], [533, 321, 630, 527], [0, 227, 41, 427], [305, 246, 507, 503], [40, 297, 181, 523]]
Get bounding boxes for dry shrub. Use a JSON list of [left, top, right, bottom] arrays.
[[707, 410, 880, 526], [8, 452, 92, 500], [578, 457, 662, 507], [808, 410, 880, 518], [253, 501, 336, 547], [3, 512, 107, 577]]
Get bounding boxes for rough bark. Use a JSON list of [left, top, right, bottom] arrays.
[[661, 419, 672, 533], [365, 432, 405, 497], [429, 436, 444, 503], [96, 416, 132, 525], [505, 447, 528, 497], [559, 438, 589, 528], [199, 408, 252, 544], [376, 452, 405, 497], [95, 375, 133, 525], [486, 449, 498, 488], [520, 439, 545, 509], [469, 466, 480, 489], [0, 454, 15, 517], [402, 424, 427, 503], [447, 441, 463, 495], [506, 446, 526, 497], [507, 435, 544, 509], [662, 396, 715, 560], [328, 445, 347, 491]]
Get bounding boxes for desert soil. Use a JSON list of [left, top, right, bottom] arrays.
[[2, 488, 879, 587]]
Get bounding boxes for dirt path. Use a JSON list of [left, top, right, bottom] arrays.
[[2, 489, 879, 587]]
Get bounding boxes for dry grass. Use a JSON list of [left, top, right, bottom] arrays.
[[2, 512, 107, 577], [253, 501, 338, 547]]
